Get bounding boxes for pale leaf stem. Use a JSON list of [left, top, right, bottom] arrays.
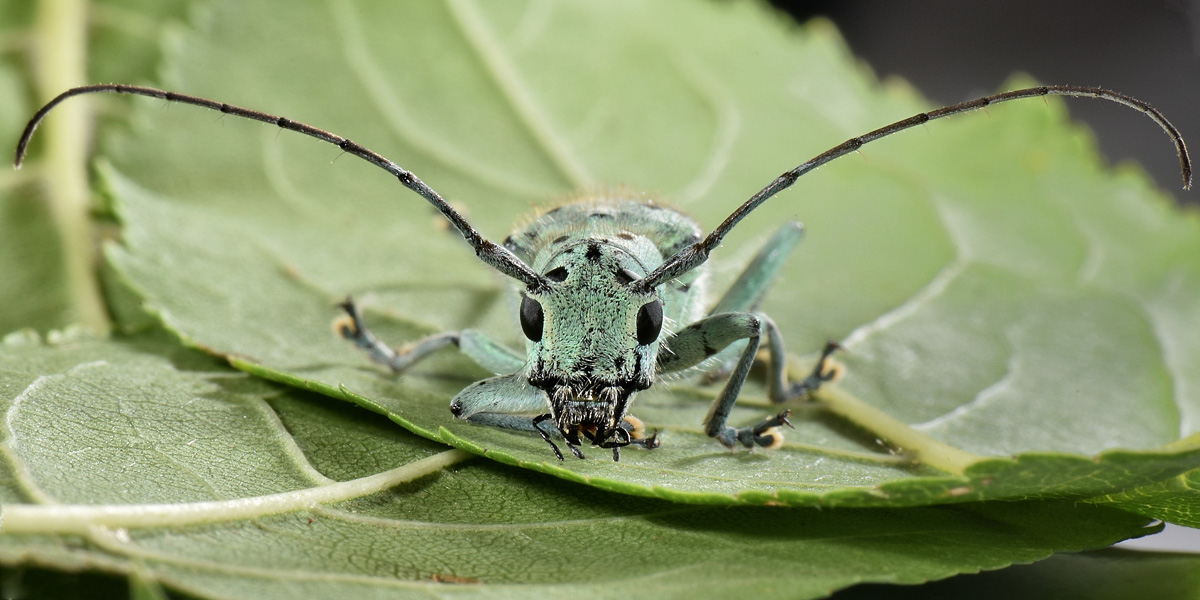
[[0, 449, 472, 534], [815, 385, 981, 475]]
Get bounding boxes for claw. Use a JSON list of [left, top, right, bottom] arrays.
[[641, 430, 661, 449], [792, 341, 842, 399], [334, 296, 369, 341], [737, 409, 793, 450], [815, 340, 842, 381], [751, 409, 792, 435], [778, 409, 794, 429], [333, 296, 361, 339]]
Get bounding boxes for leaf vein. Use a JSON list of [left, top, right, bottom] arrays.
[[0, 449, 473, 534], [669, 50, 742, 205], [446, 0, 593, 188], [326, 0, 556, 198]]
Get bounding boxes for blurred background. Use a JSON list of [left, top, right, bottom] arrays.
[[770, 0, 1200, 206]]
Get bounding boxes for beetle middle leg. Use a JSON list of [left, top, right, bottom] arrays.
[[656, 221, 839, 449], [700, 220, 840, 398], [659, 312, 834, 448]]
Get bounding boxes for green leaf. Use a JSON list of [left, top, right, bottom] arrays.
[[1091, 467, 1200, 529], [0, 332, 1165, 599], [95, 0, 1200, 507]]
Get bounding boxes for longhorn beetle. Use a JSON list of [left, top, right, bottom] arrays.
[[16, 84, 1192, 461]]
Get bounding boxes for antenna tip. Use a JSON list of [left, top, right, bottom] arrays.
[[14, 139, 31, 168]]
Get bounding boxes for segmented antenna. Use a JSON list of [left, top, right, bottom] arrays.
[[16, 84, 1190, 295], [636, 85, 1193, 293], [14, 84, 546, 289]]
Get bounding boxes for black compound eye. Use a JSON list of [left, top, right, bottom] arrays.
[[636, 299, 663, 345], [545, 267, 569, 282], [520, 295, 544, 342]]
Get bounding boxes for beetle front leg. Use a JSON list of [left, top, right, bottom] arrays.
[[336, 296, 525, 374], [451, 373, 590, 461], [335, 297, 458, 372], [658, 312, 838, 449], [701, 327, 795, 448], [657, 313, 780, 447]]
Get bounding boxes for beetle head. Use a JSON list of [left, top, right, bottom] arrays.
[[520, 240, 664, 446]]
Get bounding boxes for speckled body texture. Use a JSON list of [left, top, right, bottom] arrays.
[[502, 197, 709, 450]]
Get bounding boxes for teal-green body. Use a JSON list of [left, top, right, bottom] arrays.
[[502, 199, 709, 454], [411, 195, 822, 460]]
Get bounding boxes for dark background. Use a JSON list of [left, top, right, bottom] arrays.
[[768, 0, 1200, 206]]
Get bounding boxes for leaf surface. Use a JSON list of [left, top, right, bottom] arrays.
[[92, 0, 1200, 508], [0, 332, 1163, 599], [1092, 467, 1200, 529]]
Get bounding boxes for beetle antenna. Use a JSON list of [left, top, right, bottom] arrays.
[[14, 84, 546, 289], [636, 85, 1192, 293]]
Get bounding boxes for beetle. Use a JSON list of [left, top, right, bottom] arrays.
[[16, 84, 1191, 461]]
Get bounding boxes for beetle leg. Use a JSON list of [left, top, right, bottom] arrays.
[[336, 296, 524, 374], [660, 311, 836, 449], [761, 318, 841, 403]]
